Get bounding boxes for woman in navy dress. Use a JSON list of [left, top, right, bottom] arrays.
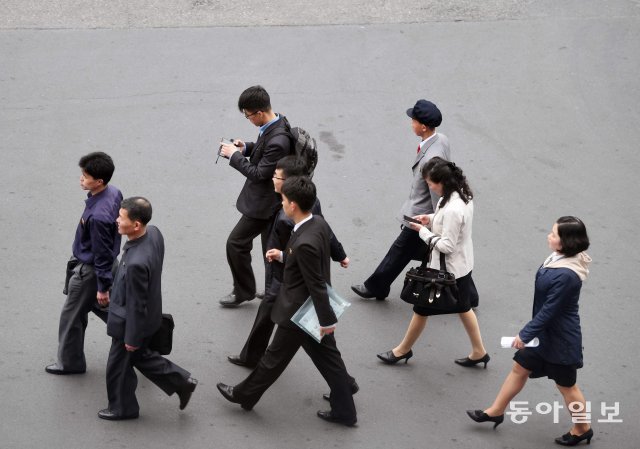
[[467, 216, 593, 446]]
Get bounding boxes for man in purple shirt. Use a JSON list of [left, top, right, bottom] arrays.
[[45, 152, 123, 375]]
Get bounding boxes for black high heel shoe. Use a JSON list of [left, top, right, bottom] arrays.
[[555, 428, 593, 446], [455, 353, 490, 369], [466, 409, 504, 429], [376, 349, 413, 365]]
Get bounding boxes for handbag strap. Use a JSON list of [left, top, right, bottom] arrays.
[[429, 236, 448, 272], [439, 250, 447, 272], [419, 236, 441, 268]]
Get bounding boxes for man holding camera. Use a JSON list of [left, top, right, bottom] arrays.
[[218, 85, 292, 308]]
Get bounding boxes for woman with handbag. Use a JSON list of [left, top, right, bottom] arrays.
[[467, 216, 593, 446], [377, 157, 489, 368]]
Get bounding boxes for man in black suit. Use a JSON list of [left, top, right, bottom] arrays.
[[218, 85, 292, 307], [227, 156, 350, 369], [217, 177, 357, 426], [98, 197, 197, 420]]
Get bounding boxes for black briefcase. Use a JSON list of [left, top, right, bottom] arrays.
[[149, 314, 174, 355]]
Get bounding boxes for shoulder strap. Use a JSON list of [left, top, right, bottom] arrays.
[[268, 117, 294, 155]]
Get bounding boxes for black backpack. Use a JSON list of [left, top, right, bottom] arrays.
[[281, 117, 318, 178]]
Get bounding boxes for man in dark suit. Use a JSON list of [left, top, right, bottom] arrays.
[[351, 99, 451, 300], [227, 156, 350, 369], [98, 197, 197, 420], [217, 177, 357, 426], [218, 85, 292, 307]]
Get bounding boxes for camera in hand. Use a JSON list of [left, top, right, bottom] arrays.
[[216, 138, 234, 164]]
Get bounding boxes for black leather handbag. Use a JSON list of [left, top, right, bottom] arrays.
[[400, 237, 459, 312], [149, 314, 174, 355]]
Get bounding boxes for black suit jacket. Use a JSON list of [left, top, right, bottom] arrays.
[[264, 200, 347, 303], [267, 198, 347, 263], [229, 115, 292, 219], [107, 225, 164, 347], [271, 216, 337, 329]]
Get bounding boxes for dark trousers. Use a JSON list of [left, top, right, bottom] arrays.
[[239, 299, 276, 366], [364, 226, 427, 298], [57, 261, 108, 371], [234, 326, 356, 421], [226, 215, 272, 300], [237, 257, 283, 365], [106, 338, 191, 417]]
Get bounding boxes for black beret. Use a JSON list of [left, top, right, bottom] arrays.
[[406, 99, 442, 128]]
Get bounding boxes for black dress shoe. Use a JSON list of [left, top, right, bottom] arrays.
[[216, 383, 253, 410], [376, 349, 413, 365], [323, 381, 360, 401], [555, 428, 593, 446], [316, 410, 357, 427], [45, 363, 85, 375], [97, 409, 139, 421], [219, 293, 253, 308], [455, 353, 491, 369], [466, 409, 504, 429], [351, 284, 386, 300], [227, 355, 257, 369], [177, 377, 198, 410]]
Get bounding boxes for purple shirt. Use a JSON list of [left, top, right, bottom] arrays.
[[72, 184, 123, 292]]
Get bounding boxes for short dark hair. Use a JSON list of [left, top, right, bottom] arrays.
[[276, 156, 307, 178], [78, 152, 115, 184], [238, 85, 271, 112], [422, 157, 473, 206], [281, 176, 316, 212], [121, 196, 152, 225], [556, 216, 589, 257]]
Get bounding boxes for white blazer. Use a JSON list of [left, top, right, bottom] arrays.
[[418, 191, 474, 279]]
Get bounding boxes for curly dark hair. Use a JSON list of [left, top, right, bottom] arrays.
[[421, 157, 473, 207]]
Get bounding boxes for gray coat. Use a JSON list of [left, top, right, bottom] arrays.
[[399, 133, 451, 218]]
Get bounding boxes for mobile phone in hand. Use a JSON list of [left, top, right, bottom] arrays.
[[403, 215, 421, 224]]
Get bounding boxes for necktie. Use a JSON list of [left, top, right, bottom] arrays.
[[417, 144, 421, 154]]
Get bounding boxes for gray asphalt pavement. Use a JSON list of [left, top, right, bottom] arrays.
[[1, 1, 639, 448]]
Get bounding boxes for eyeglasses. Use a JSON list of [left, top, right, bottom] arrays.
[[244, 110, 259, 119], [272, 175, 285, 180]]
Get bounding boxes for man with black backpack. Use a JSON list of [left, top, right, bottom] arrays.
[[218, 86, 291, 307]]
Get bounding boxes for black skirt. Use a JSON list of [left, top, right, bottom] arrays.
[[413, 271, 478, 316], [513, 348, 578, 387]]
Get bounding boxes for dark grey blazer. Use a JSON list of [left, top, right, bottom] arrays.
[[271, 216, 336, 329], [107, 225, 164, 347], [229, 116, 292, 220]]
